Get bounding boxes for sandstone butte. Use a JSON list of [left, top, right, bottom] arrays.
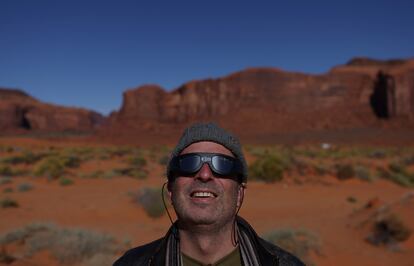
[[103, 57, 414, 144], [1, 57, 414, 143], [0, 88, 104, 134]]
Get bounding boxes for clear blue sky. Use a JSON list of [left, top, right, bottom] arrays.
[[1, 0, 413, 115]]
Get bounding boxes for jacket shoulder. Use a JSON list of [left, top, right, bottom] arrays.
[[258, 237, 306, 266], [113, 238, 164, 266]]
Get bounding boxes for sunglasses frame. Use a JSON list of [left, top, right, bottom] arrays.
[[168, 152, 243, 182]]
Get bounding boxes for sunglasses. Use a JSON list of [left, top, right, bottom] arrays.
[[168, 153, 243, 182]]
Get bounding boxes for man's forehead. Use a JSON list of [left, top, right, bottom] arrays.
[[180, 141, 234, 157]]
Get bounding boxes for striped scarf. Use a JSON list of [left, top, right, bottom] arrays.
[[164, 218, 261, 266]]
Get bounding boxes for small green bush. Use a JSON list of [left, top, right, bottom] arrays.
[[17, 183, 33, 192], [354, 165, 373, 182], [1, 151, 47, 165], [0, 198, 19, 208], [3, 188, 13, 193], [59, 177, 74, 186], [136, 187, 165, 218], [33, 157, 65, 178], [59, 154, 81, 168], [249, 154, 288, 182], [127, 154, 147, 168], [263, 228, 321, 265], [378, 163, 414, 187]]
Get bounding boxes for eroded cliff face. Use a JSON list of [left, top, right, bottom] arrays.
[[0, 88, 104, 133], [108, 58, 414, 136]]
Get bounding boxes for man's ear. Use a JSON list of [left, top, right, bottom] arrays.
[[236, 183, 246, 208], [167, 182, 173, 203]]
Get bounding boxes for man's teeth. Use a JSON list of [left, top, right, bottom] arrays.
[[192, 192, 215, 198]]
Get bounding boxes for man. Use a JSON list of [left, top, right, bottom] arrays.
[[114, 123, 304, 266]]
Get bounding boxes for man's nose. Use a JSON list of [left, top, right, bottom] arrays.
[[195, 163, 214, 181]]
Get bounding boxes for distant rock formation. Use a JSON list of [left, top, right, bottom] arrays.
[[0, 88, 104, 134], [106, 57, 414, 139]]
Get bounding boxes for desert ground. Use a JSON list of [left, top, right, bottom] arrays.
[[0, 136, 413, 266]]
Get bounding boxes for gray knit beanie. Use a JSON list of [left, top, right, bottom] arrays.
[[167, 122, 248, 183]]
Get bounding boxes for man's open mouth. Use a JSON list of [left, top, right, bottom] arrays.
[[190, 191, 217, 198]]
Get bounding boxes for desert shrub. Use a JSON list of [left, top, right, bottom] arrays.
[[62, 147, 94, 162], [0, 165, 13, 176], [354, 165, 373, 182], [368, 149, 387, 159], [127, 168, 148, 179], [378, 163, 414, 187], [135, 187, 165, 218], [0, 247, 15, 264], [263, 228, 321, 265], [113, 167, 148, 179], [127, 154, 147, 168], [249, 153, 288, 182], [0, 223, 122, 264], [400, 154, 414, 166], [3, 188, 13, 193], [17, 183, 33, 192], [335, 164, 355, 180], [289, 156, 309, 176], [33, 157, 65, 178], [80, 170, 104, 179], [58, 154, 81, 168], [59, 177, 74, 186], [106, 147, 133, 157], [313, 162, 331, 176], [347, 196, 357, 203], [367, 213, 411, 246], [1, 151, 48, 165], [0, 177, 12, 185], [0, 198, 19, 208]]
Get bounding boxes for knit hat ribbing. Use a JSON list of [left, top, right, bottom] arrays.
[[167, 122, 248, 183]]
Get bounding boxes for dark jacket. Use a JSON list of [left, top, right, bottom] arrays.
[[113, 217, 304, 266]]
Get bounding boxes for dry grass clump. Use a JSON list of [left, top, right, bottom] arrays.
[[367, 213, 411, 247], [32, 154, 80, 179], [0, 198, 19, 208], [249, 153, 290, 183], [378, 162, 414, 187], [127, 154, 147, 168], [354, 165, 374, 182], [0, 151, 49, 165], [17, 183, 33, 192], [263, 228, 321, 265], [59, 177, 74, 186], [0, 164, 25, 177], [0, 223, 123, 264], [134, 187, 165, 218]]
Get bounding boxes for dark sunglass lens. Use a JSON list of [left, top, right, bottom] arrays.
[[179, 155, 201, 174], [212, 155, 234, 175]]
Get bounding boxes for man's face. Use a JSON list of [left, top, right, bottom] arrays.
[[168, 141, 242, 228]]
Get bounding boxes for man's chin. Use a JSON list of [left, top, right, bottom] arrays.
[[181, 214, 217, 226]]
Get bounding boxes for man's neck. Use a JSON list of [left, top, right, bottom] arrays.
[[178, 221, 237, 264]]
